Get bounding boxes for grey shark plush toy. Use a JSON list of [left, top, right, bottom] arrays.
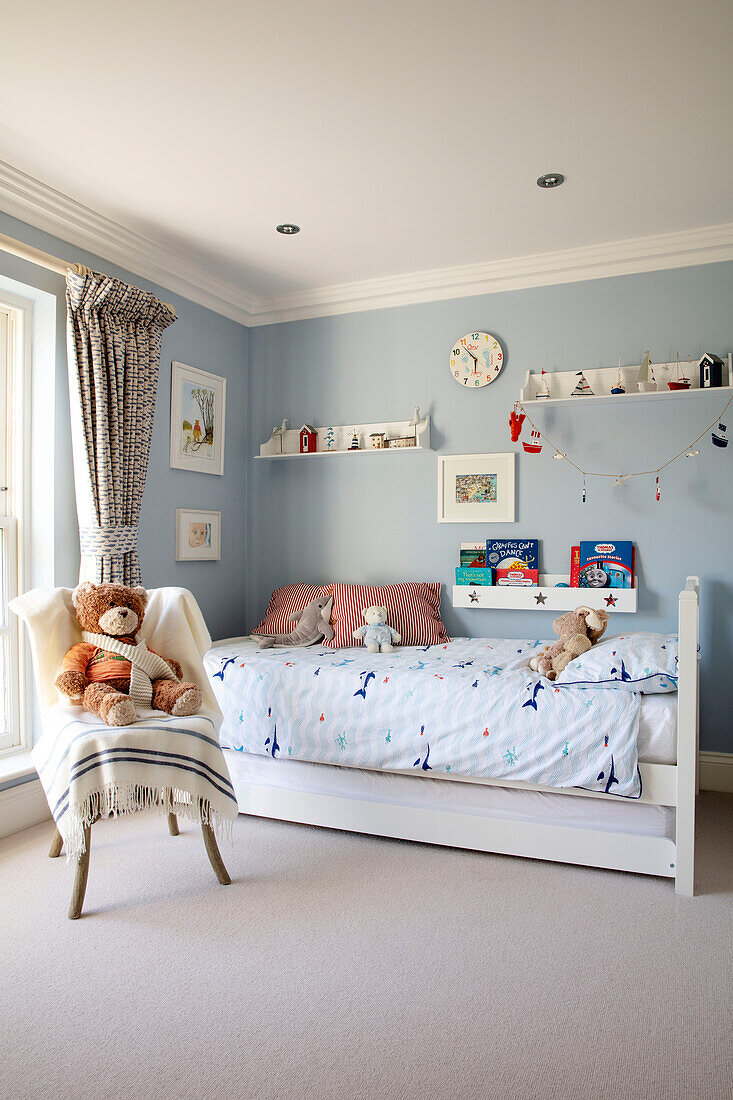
[[256, 595, 334, 649]]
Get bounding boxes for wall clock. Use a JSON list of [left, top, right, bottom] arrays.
[[450, 332, 504, 388]]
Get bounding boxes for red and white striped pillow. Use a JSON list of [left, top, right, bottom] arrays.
[[325, 582, 448, 649], [251, 583, 334, 638]]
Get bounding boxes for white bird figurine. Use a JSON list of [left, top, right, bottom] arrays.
[[409, 406, 429, 443]]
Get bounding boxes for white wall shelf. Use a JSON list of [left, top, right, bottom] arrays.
[[453, 575, 637, 613], [257, 414, 431, 458], [520, 354, 732, 407]]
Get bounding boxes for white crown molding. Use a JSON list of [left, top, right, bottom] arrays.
[[1, 159, 732, 328], [0, 159, 257, 324], [247, 222, 733, 325]]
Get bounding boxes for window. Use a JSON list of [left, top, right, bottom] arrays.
[[0, 300, 26, 755]]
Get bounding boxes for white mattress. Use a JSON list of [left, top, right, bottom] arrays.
[[637, 693, 677, 764], [224, 748, 675, 842]]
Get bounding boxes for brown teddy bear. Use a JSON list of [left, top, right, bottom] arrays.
[[55, 582, 203, 726], [529, 606, 609, 681]]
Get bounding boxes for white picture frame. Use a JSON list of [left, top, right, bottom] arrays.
[[437, 452, 515, 523], [169, 361, 226, 476], [175, 508, 221, 561]]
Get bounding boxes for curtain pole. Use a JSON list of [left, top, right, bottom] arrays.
[[0, 230, 175, 314]]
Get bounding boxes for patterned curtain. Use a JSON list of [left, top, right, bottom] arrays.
[[66, 267, 177, 585]]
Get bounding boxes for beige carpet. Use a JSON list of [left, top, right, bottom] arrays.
[[1, 794, 731, 1100]]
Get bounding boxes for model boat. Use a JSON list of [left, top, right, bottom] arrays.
[[637, 351, 657, 392], [712, 422, 728, 448], [522, 428, 543, 453], [571, 372, 594, 396], [536, 370, 550, 399], [611, 358, 626, 395], [668, 356, 691, 390]]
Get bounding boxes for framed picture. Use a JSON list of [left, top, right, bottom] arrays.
[[437, 453, 515, 523], [169, 362, 226, 476], [175, 508, 221, 561]]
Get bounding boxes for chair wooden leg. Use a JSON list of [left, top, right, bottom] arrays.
[[167, 812, 179, 836], [48, 826, 63, 858], [68, 825, 91, 920], [201, 820, 231, 885]]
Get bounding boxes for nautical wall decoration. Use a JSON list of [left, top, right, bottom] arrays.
[[571, 372, 594, 396]]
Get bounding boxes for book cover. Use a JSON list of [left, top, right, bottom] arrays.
[[485, 539, 539, 571], [578, 541, 634, 589], [495, 568, 539, 586], [460, 548, 487, 568], [570, 545, 580, 587], [455, 567, 494, 586]]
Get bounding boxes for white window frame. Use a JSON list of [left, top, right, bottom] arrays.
[[0, 296, 30, 757]]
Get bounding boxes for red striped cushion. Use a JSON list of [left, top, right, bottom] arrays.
[[251, 583, 334, 637], [326, 582, 448, 649]]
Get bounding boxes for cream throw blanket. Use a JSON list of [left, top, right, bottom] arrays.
[[80, 630, 178, 708]]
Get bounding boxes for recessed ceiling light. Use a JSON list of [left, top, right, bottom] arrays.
[[276, 223, 300, 234], [537, 173, 565, 189]]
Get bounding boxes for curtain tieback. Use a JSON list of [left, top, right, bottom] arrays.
[[79, 524, 138, 557]]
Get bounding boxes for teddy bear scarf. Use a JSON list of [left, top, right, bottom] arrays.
[[81, 631, 178, 707]]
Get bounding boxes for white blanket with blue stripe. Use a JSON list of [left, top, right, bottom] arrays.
[[33, 705, 239, 860], [205, 638, 643, 797]]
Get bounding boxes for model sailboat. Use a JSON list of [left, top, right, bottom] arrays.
[[571, 372, 594, 396], [536, 370, 550, 399], [668, 354, 691, 391], [637, 351, 657, 392], [611, 358, 626, 395]]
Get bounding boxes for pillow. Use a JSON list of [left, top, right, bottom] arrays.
[[326, 582, 449, 649], [553, 632, 678, 693], [251, 583, 333, 637]]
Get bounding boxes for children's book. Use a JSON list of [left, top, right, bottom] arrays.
[[569, 545, 580, 587], [460, 546, 487, 568], [495, 568, 539, 586], [485, 539, 539, 571], [455, 567, 494, 586], [578, 541, 634, 589]]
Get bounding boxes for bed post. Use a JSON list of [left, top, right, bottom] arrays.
[[675, 576, 699, 896]]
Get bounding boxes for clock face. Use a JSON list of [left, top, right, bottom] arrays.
[[450, 332, 504, 388]]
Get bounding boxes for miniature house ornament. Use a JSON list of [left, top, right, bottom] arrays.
[[299, 423, 317, 453]]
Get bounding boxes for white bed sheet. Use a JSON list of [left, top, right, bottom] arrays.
[[224, 748, 675, 841]]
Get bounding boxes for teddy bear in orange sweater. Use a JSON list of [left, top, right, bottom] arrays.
[[55, 581, 202, 726]]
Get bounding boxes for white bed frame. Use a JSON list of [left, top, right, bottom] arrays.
[[231, 578, 700, 895]]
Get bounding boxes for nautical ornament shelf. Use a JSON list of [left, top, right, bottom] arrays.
[[257, 411, 431, 458], [453, 575, 637, 613], [520, 355, 732, 407]]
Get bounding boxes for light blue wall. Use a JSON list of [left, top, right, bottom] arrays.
[[248, 262, 733, 753], [0, 211, 249, 640]]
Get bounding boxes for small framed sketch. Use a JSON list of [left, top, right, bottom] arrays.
[[170, 362, 226, 476], [437, 453, 515, 523], [175, 508, 221, 561]]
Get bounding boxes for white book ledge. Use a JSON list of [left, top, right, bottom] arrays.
[[453, 575, 637, 612], [257, 415, 431, 458]]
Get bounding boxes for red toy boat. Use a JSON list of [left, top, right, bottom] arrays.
[[522, 429, 543, 454]]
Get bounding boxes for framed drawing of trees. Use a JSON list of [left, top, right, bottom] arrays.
[[169, 362, 226, 476]]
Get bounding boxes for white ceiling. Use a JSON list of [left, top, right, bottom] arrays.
[[2, 0, 732, 315]]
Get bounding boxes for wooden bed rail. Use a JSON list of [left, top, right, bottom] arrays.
[[675, 576, 700, 896]]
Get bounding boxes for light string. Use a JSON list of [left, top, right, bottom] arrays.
[[514, 394, 732, 482]]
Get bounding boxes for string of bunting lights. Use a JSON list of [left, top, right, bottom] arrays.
[[509, 393, 732, 503]]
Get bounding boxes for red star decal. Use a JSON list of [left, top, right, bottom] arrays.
[[605, 594, 617, 607]]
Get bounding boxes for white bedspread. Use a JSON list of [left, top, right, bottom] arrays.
[[204, 638, 643, 797]]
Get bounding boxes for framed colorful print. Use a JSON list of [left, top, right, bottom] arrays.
[[175, 508, 221, 561], [437, 453, 515, 523], [169, 362, 226, 476]]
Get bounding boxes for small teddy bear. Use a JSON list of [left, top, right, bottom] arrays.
[[55, 581, 203, 726], [352, 605, 401, 653], [529, 606, 609, 681]]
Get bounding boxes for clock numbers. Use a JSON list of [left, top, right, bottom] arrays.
[[448, 331, 505, 389]]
